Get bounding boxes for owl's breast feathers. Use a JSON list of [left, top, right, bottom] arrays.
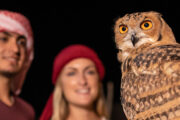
[[121, 44, 180, 120], [122, 44, 180, 76]]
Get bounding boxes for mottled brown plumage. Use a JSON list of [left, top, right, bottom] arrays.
[[114, 11, 180, 120]]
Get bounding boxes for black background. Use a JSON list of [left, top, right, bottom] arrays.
[[1, 1, 180, 119]]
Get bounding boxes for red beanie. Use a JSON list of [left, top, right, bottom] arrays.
[[52, 44, 105, 84]]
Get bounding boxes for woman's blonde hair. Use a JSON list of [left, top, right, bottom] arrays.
[[51, 76, 108, 120]]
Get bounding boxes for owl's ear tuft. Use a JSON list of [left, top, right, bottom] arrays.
[[154, 11, 162, 17], [158, 13, 176, 43], [147, 11, 162, 17]]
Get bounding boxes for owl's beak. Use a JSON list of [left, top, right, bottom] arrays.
[[131, 34, 139, 46]]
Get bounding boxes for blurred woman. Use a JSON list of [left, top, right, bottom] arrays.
[[40, 44, 108, 120]]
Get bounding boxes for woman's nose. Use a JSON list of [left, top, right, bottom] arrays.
[[78, 73, 88, 86]]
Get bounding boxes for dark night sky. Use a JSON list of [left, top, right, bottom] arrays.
[[1, 1, 180, 119]]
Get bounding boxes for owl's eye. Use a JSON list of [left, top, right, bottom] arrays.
[[119, 25, 128, 34], [140, 20, 153, 30]]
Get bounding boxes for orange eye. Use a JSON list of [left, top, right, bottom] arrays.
[[141, 20, 153, 30], [119, 25, 128, 34]]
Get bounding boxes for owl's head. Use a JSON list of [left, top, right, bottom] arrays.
[[114, 11, 176, 62]]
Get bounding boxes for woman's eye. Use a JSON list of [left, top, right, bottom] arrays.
[[87, 70, 96, 75], [67, 72, 76, 76]]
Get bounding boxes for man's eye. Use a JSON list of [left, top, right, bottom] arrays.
[[17, 35, 27, 47], [0, 37, 8, 42], [17, 39, 26, 47]]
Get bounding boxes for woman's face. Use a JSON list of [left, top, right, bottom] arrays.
[[59, 58, 99, 108]]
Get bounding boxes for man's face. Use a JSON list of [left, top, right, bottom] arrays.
[[0, 31, 26, 75]]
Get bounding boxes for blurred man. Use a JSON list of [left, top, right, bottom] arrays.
[[0, 10, 35, 120]]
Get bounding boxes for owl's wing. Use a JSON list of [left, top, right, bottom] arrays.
[[129, 44, 180, 76], [161, 61, 180, 78]]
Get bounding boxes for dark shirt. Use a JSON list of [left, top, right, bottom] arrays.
[[0, 96, 35, 120]]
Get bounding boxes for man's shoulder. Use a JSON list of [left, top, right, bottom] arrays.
[[15, 96, 35, 118], [15, 97, 33, 108]]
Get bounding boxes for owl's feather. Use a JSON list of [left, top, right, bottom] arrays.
[[114, 11, 180, 120]]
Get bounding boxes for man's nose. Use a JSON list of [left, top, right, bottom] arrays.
[[8, 38, 19, 53]]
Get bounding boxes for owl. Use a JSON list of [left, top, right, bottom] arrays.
[[114, 11, 180, 120]]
